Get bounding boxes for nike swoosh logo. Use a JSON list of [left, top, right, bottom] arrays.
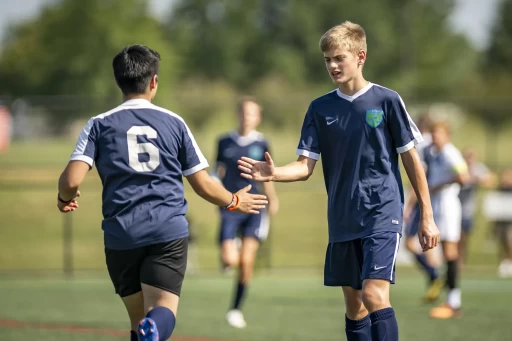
[[327, 119, 338, 125], [374, 265, 387, 270]]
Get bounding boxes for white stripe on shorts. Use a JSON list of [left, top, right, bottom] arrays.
[[390, 232, 400, 281]]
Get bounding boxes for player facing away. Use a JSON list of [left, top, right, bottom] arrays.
[[424, 122, 469, 319], [403, 114, 443, 302], [238, 22, 440, 341], [56, 45, 268, 341], [214, 97, 279, 329]]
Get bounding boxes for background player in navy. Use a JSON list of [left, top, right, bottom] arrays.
[[458, 148, 494, 267], [56, 45, 267, 341], [238, 22, 439, 341], [403, 113, 442, 303], [214, 96, 279, 328]]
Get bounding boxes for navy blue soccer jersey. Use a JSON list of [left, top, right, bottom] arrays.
[[216, 131, 269, 194], [296, 83, 423, 242], [70, 98, 209, 250]]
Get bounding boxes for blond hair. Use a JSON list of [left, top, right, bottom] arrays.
[[319, 21, 367, 54], [431, 120, 451, 135], [236, 95, 261, 114]]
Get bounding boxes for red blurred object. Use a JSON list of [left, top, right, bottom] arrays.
[[0, 106, 12, 153]]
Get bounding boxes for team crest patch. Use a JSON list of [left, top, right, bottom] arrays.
[[365, 109, 384, 128], [248, 146, 264, 160]]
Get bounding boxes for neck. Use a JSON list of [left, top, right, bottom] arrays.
[[338, 76, 369, 96], [123, 93, 152, 103], [237, 127, 254, 136]]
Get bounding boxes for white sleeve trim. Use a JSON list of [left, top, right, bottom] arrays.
[[70, 154, 94, 167], [296, 148, 320, 160], [183, 161, 209, 176], [396, 135, 424, 154]]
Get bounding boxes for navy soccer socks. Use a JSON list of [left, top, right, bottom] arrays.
[[233, 281, 247, 310], [345, 314, 371, 341], [130, 330, 137, 341], [138, 306, 176, 341], [370, 307, 398, 341], [415, 253, 438, 281]]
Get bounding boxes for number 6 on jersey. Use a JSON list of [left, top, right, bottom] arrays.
[[127, 126, 160, 172]]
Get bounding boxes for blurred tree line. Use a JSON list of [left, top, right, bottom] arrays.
[[0, 0, 510, 131]]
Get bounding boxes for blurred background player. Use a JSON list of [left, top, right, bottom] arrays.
[[403, 113, 442, 303], [458, 148, 495, 267], [214, 96, 279, 328], [425, 121, 469, 319], [491, 169, 512, 278]]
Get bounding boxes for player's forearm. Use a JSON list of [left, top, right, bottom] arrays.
[[402, 150, 433, 218], [58, 172, 80, 201], [272, 162, 310, 182], [187, 171, 233, 207]]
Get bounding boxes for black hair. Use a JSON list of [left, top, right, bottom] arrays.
[[112, 45, 160, 95]]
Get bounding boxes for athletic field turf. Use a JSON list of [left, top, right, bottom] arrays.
[[0, 272, 510, 341]]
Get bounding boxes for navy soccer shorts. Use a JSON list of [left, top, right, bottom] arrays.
[[218, 209, 270, 244], [324, 232, 401, 290], [461, 216, 473, 233], [105, 237, 188, 297], [404, 204, 420, 238]]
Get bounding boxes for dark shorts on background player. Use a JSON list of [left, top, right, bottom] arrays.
[[218, 210, 269, 243], [461, 217, 474, 233], [404, 205, 420, 237], [324, 232, 401, 290], [105, 237, 188, 297]]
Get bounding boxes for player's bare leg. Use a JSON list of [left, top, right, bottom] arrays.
[[430, 241, 462, 319], [342, 286, 372, 341], [226, 237, 259, 328], [362, 279, 398, 341], [221, 239, 240, 274], [138, 283, 180, 341], [121, 291, 145, 341], [405, 237, 442, 303]]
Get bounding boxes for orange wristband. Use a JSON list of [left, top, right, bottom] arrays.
[[227, 194, 240, 211]]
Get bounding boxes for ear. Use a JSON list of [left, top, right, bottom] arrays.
[[150, 75, 158, 90], [358, 50, 367, 66]]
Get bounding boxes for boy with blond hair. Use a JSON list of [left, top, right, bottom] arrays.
[[424, 121, 469, 319], [238, 22, 439, 341]]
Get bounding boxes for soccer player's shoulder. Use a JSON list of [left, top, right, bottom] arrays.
[[370, 83, 404, 104]]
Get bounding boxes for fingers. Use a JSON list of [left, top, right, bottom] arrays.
[[249, 194, 268, 201], [418, 231, 426, 250], [240, 173, 254, 180], [238, 165, 252, 174], [264, 152, 274, 166], [240, 157, 257, 165], [237, 159, 253, 171]]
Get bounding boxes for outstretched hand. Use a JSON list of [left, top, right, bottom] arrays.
[[235, 185, 268, 214], [238, 152, 275, 182]]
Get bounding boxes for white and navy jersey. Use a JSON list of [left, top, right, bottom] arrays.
[[296, 82, 423, 242], [216, 131, 269, 194], [423, 143, 468, 206], [70, 99, 208, 250]]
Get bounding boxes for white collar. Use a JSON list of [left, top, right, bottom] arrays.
[[336, 82, 373, 102], [230, 131, 262, 146]]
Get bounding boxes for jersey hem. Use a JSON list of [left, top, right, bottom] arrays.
[[104, 231, 190, 250], [183, 161, 209, 176], [70, 154, 94, 167], [296, 148, 320, 160]]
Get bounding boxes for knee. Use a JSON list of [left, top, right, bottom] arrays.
[[343, 290, 367, 320], [443, 242, 459, 261], [405, 238, 417, 253], [222, 249, 239, 267], [361, 282, 389, 311]]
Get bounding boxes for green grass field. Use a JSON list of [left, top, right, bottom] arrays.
[[1, 117, 512, 340], [0, 272, 510, 341]]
